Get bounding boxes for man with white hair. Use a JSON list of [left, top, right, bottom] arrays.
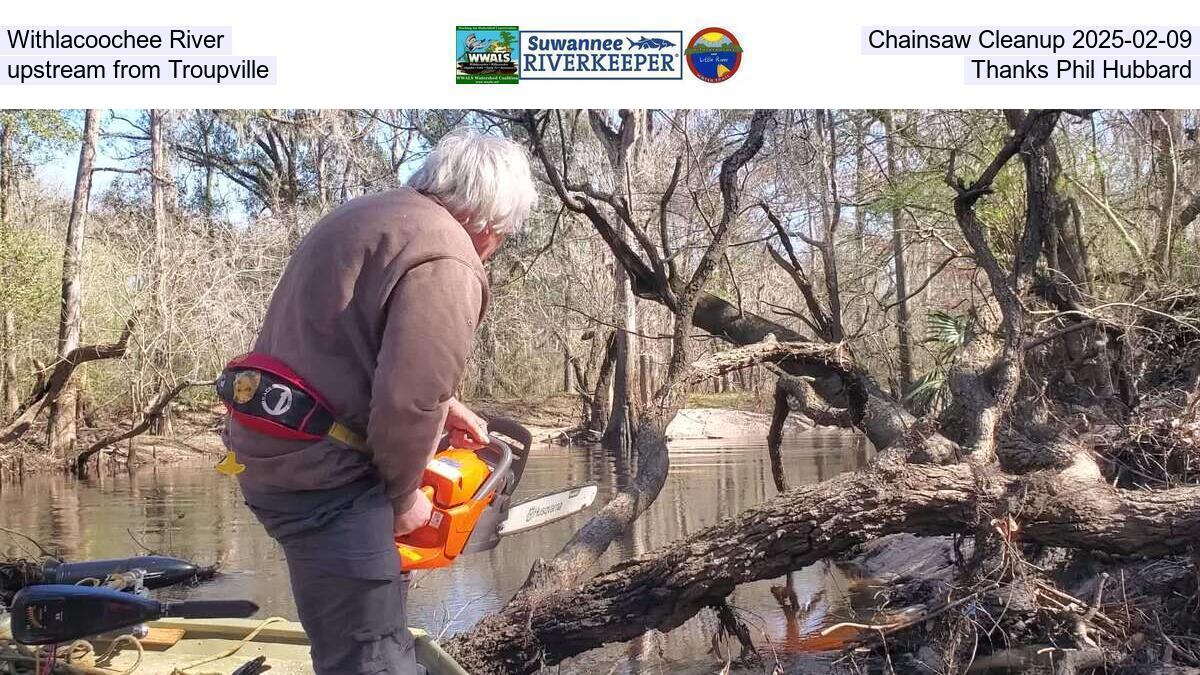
[[222, 130, 537, 674]]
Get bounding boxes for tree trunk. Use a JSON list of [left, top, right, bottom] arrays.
[[586, 109, 643, 455], [561, 345, 573, 393], [47, 109, 99, 457], [1149, 109, 1181, 278], [149, 109, 174, 435], [853, 114, 867, 249], [1006, 110, 1122, 408], [588, 331, 618, 433], [3, 310, 17, 415], [200, 112, 216, 223], [765, 383, 792, 492], [815, 111, 846, 342], [883, 111, 914, 396], [690, 292, 925, 452], [475, 319, 498, 398], [0, 123, 18, 415], [561, 288, 574, 394], [600, 317, 636, 453], [0, 122, 10, 223]]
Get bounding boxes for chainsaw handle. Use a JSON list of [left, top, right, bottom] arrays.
[[484, 417, 531, 494], [485, 417, 532, 454], [472, 438, 512, 501]]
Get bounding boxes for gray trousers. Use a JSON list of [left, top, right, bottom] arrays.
[[253, 481, 420, 674]]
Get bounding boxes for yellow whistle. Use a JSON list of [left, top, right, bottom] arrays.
[[216, 452, 246, 476]]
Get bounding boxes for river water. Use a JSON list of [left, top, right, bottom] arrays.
[[1, 429, 876, 674]]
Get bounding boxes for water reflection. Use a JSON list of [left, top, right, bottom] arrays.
[[1, 428, 873, 673]]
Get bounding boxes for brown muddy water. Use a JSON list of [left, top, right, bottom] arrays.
[[1, 430, 877, 674]]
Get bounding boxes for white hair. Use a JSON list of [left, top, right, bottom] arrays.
[[408, 130, 538, 235]]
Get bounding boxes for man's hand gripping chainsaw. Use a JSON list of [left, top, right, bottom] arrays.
[[395, 418, 597, 570]]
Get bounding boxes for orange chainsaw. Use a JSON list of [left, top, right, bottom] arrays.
[[396, 418, 597, 570]]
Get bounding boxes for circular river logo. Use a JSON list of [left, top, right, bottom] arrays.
[[685, 28, 742, 83]]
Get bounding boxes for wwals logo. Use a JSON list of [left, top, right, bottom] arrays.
[[456, 26, 519, 84]]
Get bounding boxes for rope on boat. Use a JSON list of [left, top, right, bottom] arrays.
[[93, 636, 144, 675], [170, 617, 288, 675], [1, 635, 141, 675]]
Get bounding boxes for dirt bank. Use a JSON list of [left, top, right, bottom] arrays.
[[666, 407, 812, 440], [1, 406, 225, 481], [471, 394, 810, 443]]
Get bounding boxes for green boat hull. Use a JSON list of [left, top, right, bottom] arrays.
[[2, 615, 469, 674]]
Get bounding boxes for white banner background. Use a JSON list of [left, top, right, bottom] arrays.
[[2, 0, 1198, 106]]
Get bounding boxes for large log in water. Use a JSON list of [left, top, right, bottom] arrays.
[[446, 456, 1200, 674]]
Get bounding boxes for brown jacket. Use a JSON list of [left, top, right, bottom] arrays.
[[227, 188, 488, 514]]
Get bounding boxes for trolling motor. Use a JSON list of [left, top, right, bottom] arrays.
[[40, 555, 210, 590], [2, 555, 213, 614], [9, 585, 258, 645], [2, 555, 209, 593]]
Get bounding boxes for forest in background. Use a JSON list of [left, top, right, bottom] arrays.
[[5, 109, 1191, 456], [3, 109, 1200, 673]]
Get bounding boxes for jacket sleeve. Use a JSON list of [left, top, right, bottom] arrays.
[[368, 257, 484, 514]]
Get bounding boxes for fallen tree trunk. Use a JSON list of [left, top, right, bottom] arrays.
[[688, 292, 956, 455], [675, 340, 851, 388], [446, 457, 1200, 673], [0, 319, 133, 444]]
